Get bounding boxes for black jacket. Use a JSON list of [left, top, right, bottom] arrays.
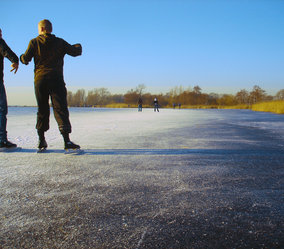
[[0, 38, 19, 82], [20, 34, 82, 81]]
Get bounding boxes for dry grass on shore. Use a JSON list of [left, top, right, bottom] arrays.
[[251, 100, 284, 114], [185, 101, 284, 114], [173, 104, 250, 110], [105, 103, 130, 108]]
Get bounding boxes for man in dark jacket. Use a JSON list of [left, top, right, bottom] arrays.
[[20, 20, 82, 151], [0, 28, 19, 149]]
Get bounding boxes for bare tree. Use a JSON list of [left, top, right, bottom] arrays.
[[72, 89, 86, 107], [193, 85, 201, 94], [135, 84, 146, 96], [218, 94, 237, 106], [249, 85, 266, 104], [67, 91, 73, 106], [124, 89, 140, 105], [86, 88, 111, 106], [235, 89, 249, 104], [276, 89, 284, 100]]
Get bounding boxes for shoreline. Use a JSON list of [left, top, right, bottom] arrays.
[[8, 100, 284, 115]]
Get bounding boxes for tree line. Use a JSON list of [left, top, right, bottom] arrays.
[[67, 84, 284, 107]]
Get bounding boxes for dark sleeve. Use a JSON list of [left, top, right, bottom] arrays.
[[63, 39, 82, 57], [0, 39, 19, 64], [20, 39, 35, 65]]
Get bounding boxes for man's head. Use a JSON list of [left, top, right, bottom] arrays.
[[0, 29, 2, 39], [38, 19, 52, 35]]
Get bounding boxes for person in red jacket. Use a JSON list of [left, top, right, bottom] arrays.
[[20, 20, 82, 151], [0, 28, 19, 149]]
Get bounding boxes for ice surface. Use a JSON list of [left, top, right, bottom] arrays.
[[1, 107, 284, 248], [7, 107, 284, 150]]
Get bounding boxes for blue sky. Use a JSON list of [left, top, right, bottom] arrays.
[[1, 0, 284, 105]]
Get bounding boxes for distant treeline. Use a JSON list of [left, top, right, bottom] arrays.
[[67, 84, 284, 108]]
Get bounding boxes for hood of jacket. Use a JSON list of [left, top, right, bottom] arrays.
[[37, 33, 56, 45]]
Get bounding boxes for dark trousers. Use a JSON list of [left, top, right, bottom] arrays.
[[34, 77, 71, 134], [0, 81, 7, 142], [154, 103, 159, 112]]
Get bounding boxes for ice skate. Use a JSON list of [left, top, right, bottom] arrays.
[[0, 140, 18, 152], [37, 139, 47, 153], [64, 141, 82, 154]]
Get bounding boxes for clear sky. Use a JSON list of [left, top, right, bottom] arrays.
[[1, 0, 284, 105]]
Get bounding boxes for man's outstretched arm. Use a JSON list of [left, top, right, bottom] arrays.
[[65, 41, 82, 57], [0, 39, 19, 73], [20, 40, 35, 65]]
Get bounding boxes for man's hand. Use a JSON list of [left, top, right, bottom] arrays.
[[10, 63, 18, 74], [74, 43, 82, 54]]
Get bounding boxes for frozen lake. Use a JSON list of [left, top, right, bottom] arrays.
[[1, 107, 284, 248]]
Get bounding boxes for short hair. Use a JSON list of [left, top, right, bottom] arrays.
[[38, 19, 52, 33]]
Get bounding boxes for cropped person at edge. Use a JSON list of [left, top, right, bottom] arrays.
[[0, 28, 19, 149]]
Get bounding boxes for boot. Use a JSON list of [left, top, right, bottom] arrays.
[[38, 139, 47, 149], [0, 140, 17, 148], [37, 130, 47, 149], [62, 132, 80, 150], [64, 141, 80, 150]]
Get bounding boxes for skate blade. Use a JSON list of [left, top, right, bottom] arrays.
[[37, 147, 47, 153], [0, 146, 21, 152], [64, 148, 84, 155]]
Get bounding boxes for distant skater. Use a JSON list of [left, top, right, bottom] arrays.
[[138, 96, 143, 112], [20, 19, 82, 151], [154, 98, 159, 112], [0, 28, 19, 149]]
